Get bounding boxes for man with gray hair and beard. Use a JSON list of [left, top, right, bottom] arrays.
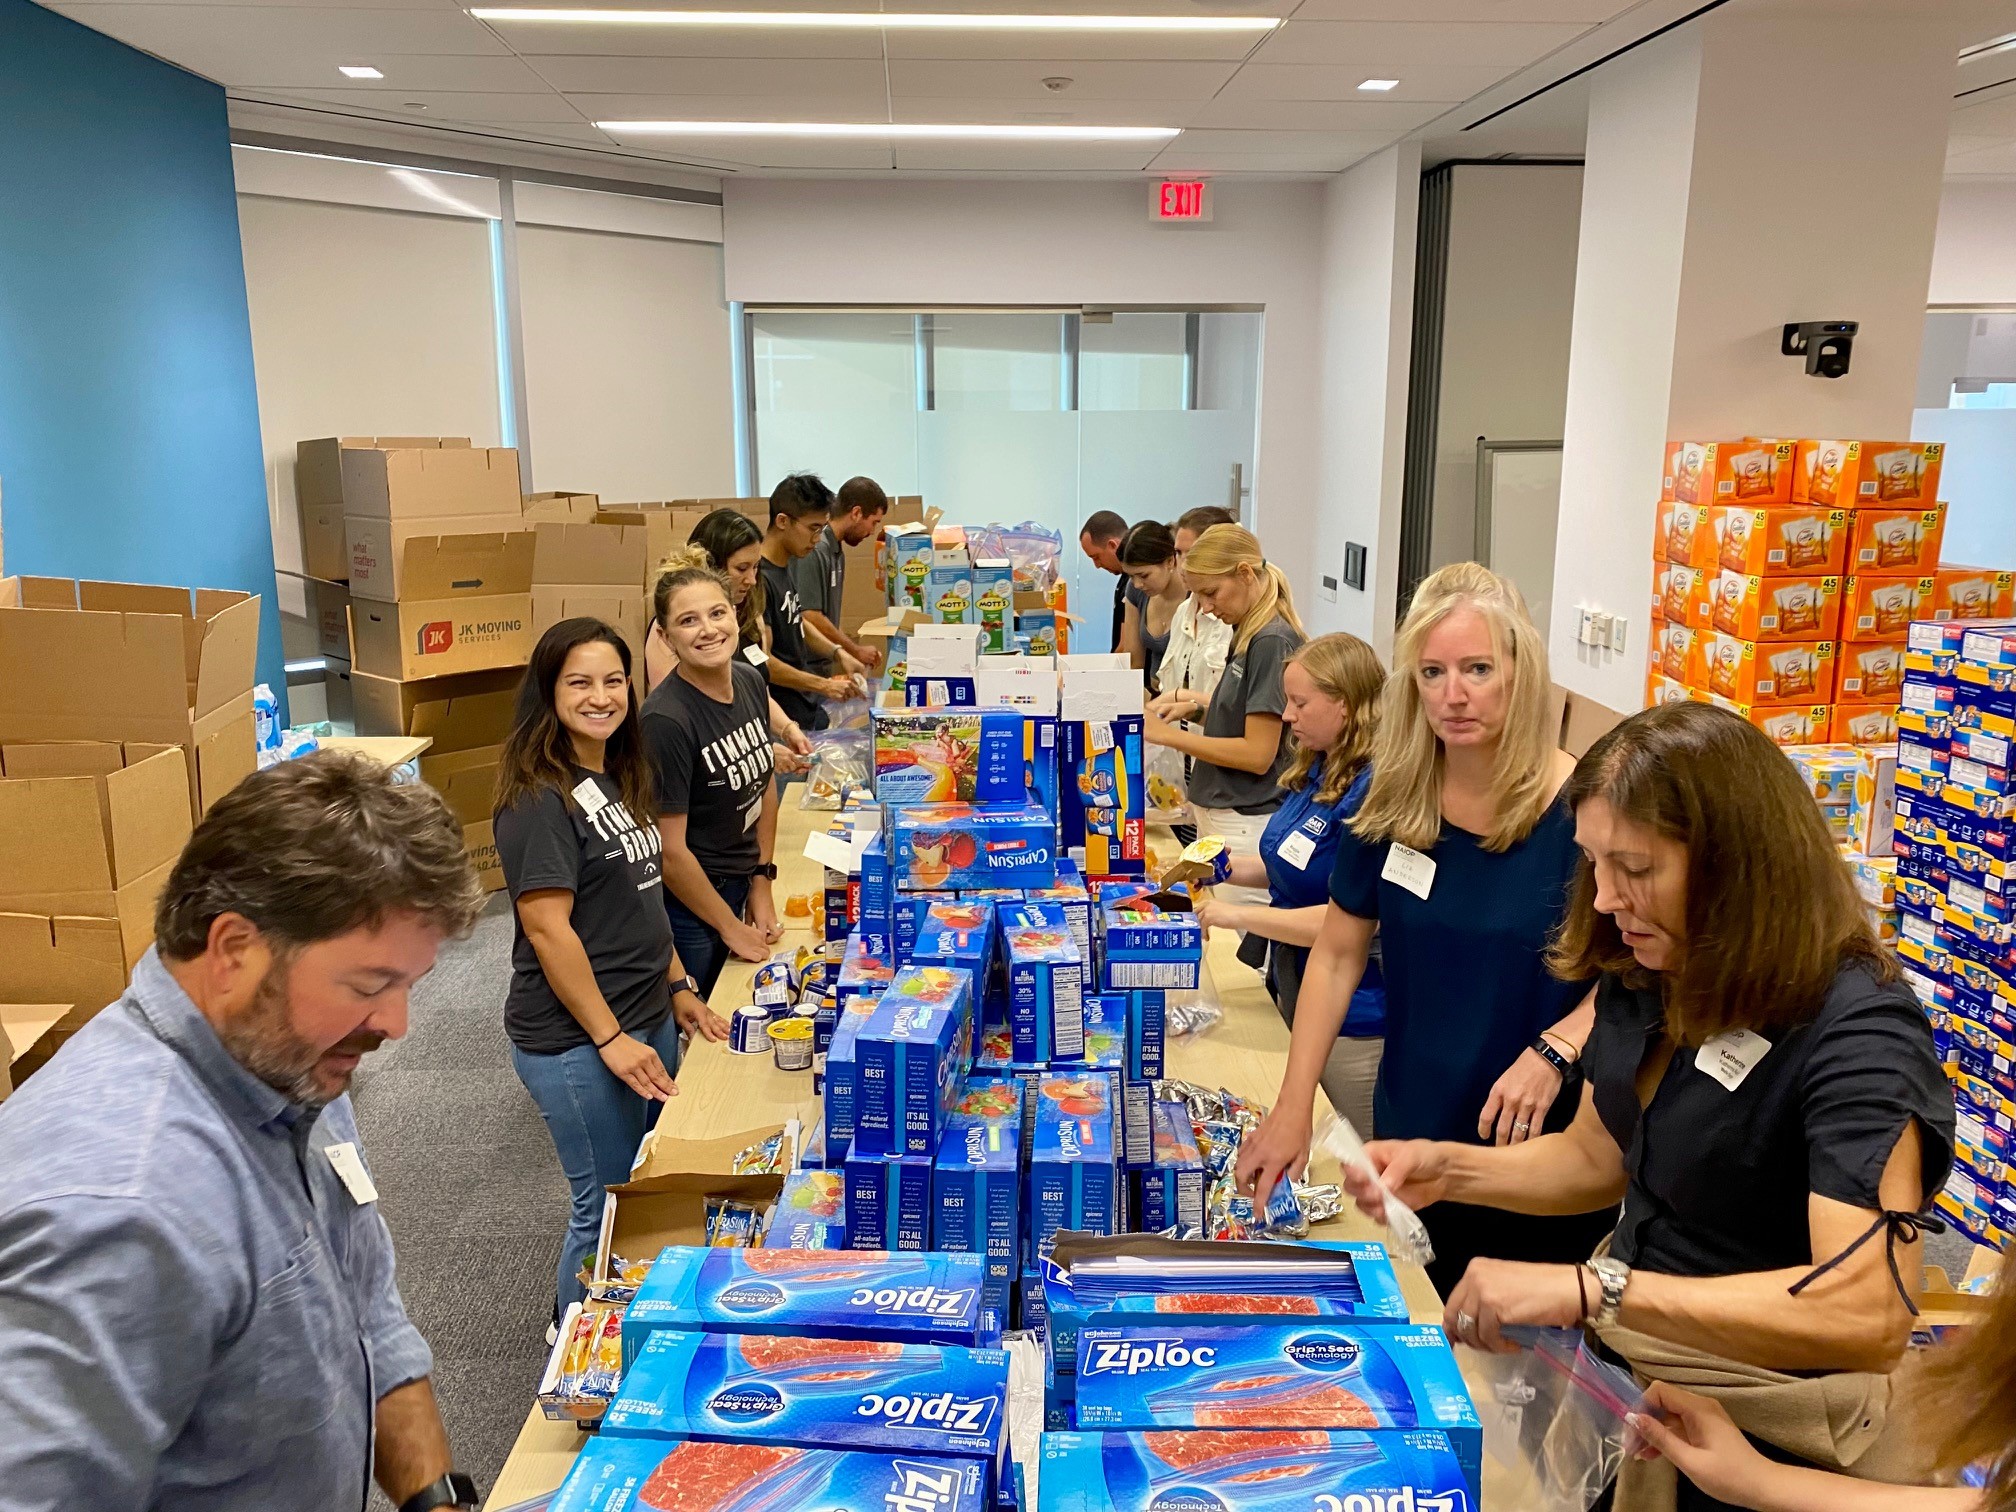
[[0, 751, 488, 1512]]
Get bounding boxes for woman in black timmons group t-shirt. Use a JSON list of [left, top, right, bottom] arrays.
[[494, 618, 727, 1322]]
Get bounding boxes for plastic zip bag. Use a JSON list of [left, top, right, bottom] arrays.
[[798, 729, 870, 810], [1313, 1110, 1435, 1267], [1467, 1326, 1652, 1512]]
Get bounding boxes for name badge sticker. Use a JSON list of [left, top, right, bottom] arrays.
[[572, 778, 609, 817], [1276, 831, 1317, 871], [1696, 1028, 1772, 1091], [325, 1142, 380, 1205], [743, 644, 770, 667], [1382, 843, 1436, 900]]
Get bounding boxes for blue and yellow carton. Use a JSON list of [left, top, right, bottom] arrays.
[[1061, 715, 1146, 877], [853, 964, 976, 1158]]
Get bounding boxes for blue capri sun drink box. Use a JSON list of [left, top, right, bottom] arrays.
[[622, 1247, 995, 1365], [911, 901, 999, 988], [1027, 1071, 1121, 1259], [604, 1329, 1009, 1495], [1024, 857, 1093, 986], [1133, 1100, 1206, 1235], [763, 1169, 845, 1250], [823, 996, 881, 1159], [1002, 902, 1086, 1063], [854, 965, 976, 1158], [1071, 1323, 1482, 1499], [1101, 897, 1203, 992], [1038, 1429, 1471, 1512], [932, 1077, 1025, 1309], [550, 1437, 987, 1512], [844, 1149, 934, 1252], [890, 800, 1058, 892]]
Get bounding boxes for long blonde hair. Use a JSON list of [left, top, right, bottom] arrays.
[[1917, 1246, 2016, 1503], [1280, 633, 1384, 807], [1351, 562, 1557, 853], [1182, 524, 1304, 655]]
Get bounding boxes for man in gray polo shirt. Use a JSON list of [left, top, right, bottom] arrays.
[[792, 474, 891, 676], [0, 751, 487, 1512]]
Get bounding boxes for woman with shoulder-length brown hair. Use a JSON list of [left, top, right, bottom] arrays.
[[1336, 700, 1956, 1512]]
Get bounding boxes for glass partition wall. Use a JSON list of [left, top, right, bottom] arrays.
[[747, 308, 1261, 648]]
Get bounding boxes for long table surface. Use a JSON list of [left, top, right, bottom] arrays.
[[483, 800, 1445, 1510]]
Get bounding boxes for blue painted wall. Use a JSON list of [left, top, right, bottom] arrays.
[[0, 0, 285, 706]]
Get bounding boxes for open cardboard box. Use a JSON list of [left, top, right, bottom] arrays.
[[593, 1122, 796, 1282], [530, 520, 654, 666], [351, 664, 521, 739], [522, 490, 602, 524], [297, 437, 471, 583], [1, 1002, 75, 1100], [0, 576, 258, 817], [419, 742, 507, 893], [348, 532, 535, 681]]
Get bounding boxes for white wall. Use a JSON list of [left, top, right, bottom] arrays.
[[1930, 180, 2016, 307]]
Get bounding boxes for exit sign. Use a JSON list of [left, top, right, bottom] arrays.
[[1152, 179, 1212, 223]]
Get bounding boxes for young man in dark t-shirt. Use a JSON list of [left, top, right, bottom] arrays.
[[791, 474, 889, 677], [759, 472, 860, 731], [1080, 509, 1130, 653]]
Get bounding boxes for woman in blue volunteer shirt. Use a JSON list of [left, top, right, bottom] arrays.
[[1194, 633, 1388, 1135]]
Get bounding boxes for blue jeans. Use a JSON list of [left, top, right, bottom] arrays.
[[511, 1013, 684, 1313], [664, 873, 752, 1000]]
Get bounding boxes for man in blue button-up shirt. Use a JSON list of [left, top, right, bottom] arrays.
[[0, 752, 489, 1511]]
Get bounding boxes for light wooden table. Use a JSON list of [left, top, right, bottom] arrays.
[[318, 733, 433, 767], [483, 802, 1440, 1510]]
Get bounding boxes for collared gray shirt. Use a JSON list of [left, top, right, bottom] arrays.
[[0, 948, 432, 1511], [790, 523, 844, 675]]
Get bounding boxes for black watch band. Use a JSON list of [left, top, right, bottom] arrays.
[[399, 1472, 479, 1512], [751, 862, 779, 881], [1530, 1035, 1575, 1077], [671, 974, 700, 1000]]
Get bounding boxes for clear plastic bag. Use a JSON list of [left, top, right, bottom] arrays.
[[1002, 1330, 1047, 1509], [1165, 987, 1224, 1040], [799, 730, 871, 810], [1467, 1327, 1650, 1512], [1313, 1110, 1435, 1267], [820, 690, 872, 732], [1145, 742, 1192, 826]]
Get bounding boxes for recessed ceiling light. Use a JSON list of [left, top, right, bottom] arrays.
[[476, 9, 1277, 31], [1357, 78, 1400, 91], [338, 65, 384, 79], [595, 120, 1180, 140]]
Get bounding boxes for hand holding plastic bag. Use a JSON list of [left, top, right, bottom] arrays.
[[1466, 1326, 1655, 1512], [1314, 1111, 1436, 1268]]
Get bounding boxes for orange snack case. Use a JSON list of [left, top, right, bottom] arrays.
[[1714, 504, 1848, 577], [1668, 440, 1795, 506], [1847, 503, 1945, 576], [1840, 575, 1934, 640], [1693, 633, 1837, 706], [1655, 622, 1698, 684], [1792, 440, 1942, 508], [1644, 671, 1696, 709], [1706, 694, 1834, 748], [1664, 500, 1721, 569], [1657, 562, 1716, 629], [1832, 703, 1901, 745], [1835, 639, 1907, 702], [1708, 570, 1842, 642], [1653, 500, 1672, 562], [1931, 565, 2016, 622]]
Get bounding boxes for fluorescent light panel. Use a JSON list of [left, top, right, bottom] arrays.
[[1962, 32, 2016, 61], [338, 64, 384, 78], [1357, 77, 1399, 91], [597, 120, 1179, 139], [474, 9, 1277, 30]]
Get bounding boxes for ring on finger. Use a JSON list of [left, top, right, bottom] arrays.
[[1455, 1311, 1476, 1338], [1513, 1120, 1531, 1136]]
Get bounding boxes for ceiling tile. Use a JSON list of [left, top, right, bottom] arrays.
[[562, 92, 895, 121], [489, 21, 885, 59], [1291, 0, 1625, 19], [248, 86, 589, 123], [1186, 95, 1446, 129], [1220, 61, 1513, 100], [1162, 127, 1401, 156], [887, 96, 1210, 126], [887, 58, 1238, 100], [881, 30, 1264, 62], [891, 140, 1162, 170], [1249, 19, 1586, 68], [533, 54, 888, 95], [48, 5, 516, 83], [1153, 149, 1371, 172]]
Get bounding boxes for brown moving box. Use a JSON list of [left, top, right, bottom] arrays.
[[594, 1124, 793, 1279], [0, 576, 259, 817], [0, 916, 126, 1036], [349, 533, 535, 681], [531, 520, 655, 666], [323, 656, 354, 726], [341, 441, 522, 602], [420, 743, 507, 892], [668, 498, 775, 532], [1, 1003, 72, 1100], [304, 576, 351, 661], [348, 512, 530, 603], [296, 437, 471, 583], [523, 491, 603, 524], [350, 664, 521, 739]]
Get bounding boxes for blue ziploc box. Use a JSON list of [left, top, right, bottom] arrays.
[[549, 1436, 988, 1512], [843, 1149, 935, 1252], [933, 1078, 1025, 1296], [1038, 1428, 1470, 1512], [1133, 1100, 1207, 1234], [763, 1169, 846, 1250], [859, 832, 894, 958], [1002, 902, 1086, 1062], [1027, 1071, 1120, 1257], [890, 800, 1058, 891], [1026, 857, 1093, 985], [854, 964, 976, 1158], [604, 1330, 1009, 1488], [1072, 1323, 1482, 1496], [1101, 899, 1203, 991], [976, 710, 1025, 802]]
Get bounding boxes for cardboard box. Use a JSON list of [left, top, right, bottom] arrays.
[[1693, 633, 1836, 705], [0, 913, 128, 1035], [1933, 566, 2016, 622], [1842, 576, 1933, 640], [1661, 500, 1719, 569], [297, 436, 472, 582], [1708, 571, 1841, 642], [522, 490, 602, 523], [1834, 703, 1901, 746], [1706, 696, 1833, 748], [1655, 622, 1697, 683], [594, 1124, 792, 1288], [1836, 640, 1907, 702], [346, 513, 531, 603], [1794, 439, 1943, 507], [301, 577, 351, 661], [1668, 439, 1795, 505], [531, 520, 655, 666], [339, 441, 520, 524], [1848, 504, 1946, 576], [1657, 562, 1714, 628], [348, 533, 535, 681], [350, 664, 521, 740], [1644, 670, 1694, 708], [1, 1002, 72, 1100], [0, 576, 258, 817], [299, 502, 349, 585], [1714, 503, 1849, 577]]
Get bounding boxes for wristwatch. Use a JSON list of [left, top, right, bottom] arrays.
[[399, 1473, 479, 1512], [670, 973, 700, 1000], [1588, 1256, 1631, 1329], [751, 862, 780, 881], [1529, 1035, 1575, 1078]]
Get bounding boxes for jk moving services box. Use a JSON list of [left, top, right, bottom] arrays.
[[0, 742, 193, 1035], [348, 532, 535, 681], [0, 576, 259, 818], [341, 441, 525, 603]]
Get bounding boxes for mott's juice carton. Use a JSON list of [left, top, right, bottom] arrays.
[[621, 1247, 994, 1364], [1002, 901, 1086, 1062], [763, 1170, 845, 1250], [550, 1436, 988, 1512], [1694, 633, 1836, 705], [1666, 439, 1795, 505], [1794, 439, 1943, 507], [890, 801, 1058, 891], [932, 1078, 1025, 1304], [889, 527, 935, 612], [872, 708, 988, 804], [1934, 567, 2016, 622], [1133, 1100, 1207, 1234], [1837, 641, 1907, 702], [1027, 1072, 1121, 1256], [843, 1149, 934, 1251], [1038, 1429, 1470, 1512], [1715, 503, 1849, 576], [1708, 570, 1841, 641], [1706, 696, 1833, 749], [1842, 575, 1932, 639], [1849, 504, 1946, 575], [1070, 1323, 1482, 1497], [929, 528, 973, 625], [972, 559, 1015, 653], [854, 964, 976, 1158]]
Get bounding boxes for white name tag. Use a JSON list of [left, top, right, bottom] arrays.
[[325, 1142, 379, 1205], [743, 644, 769, 667], [743, 800, 763, 832], [1695, 1028, 1772, 1091], [571, 778, 609, 817], [1277, 831, 1316, 871], [1382, 843, 1436, 900]]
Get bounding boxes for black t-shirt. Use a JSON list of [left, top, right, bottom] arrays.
[[1584, 963, 1955, 1278], [1110, 572, 1128, 654], [759, 555, 822, 729], [496, 770, 675, 1055], [643, 660, 774, 879]]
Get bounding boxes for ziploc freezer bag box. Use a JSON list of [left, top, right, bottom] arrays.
[[1071, 1323, 1481, 1497], [873, 707, 986, 804], [1027, 1072, 1121, 1257], [1061, 659, 1147, 877], [854, 964, 976, 1157], [605, 1330, 1009, 1485], [763, 1170, 845, 1251], [1102, 899, 1203, 991], [1133, 1100, 1206, 1235], [622, 1246, 994, 1364], [844, 1149, 934, 1252], [890, 800, 1058, 891], [1002, 901, 1086, 1063], [933, 1077, 1025, 1303], [550, 1436, 987, 1512], [1037, 1428, 1469, 1512]]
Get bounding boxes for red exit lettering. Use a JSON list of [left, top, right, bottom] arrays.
[[1154, 180, 1209, 221]]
